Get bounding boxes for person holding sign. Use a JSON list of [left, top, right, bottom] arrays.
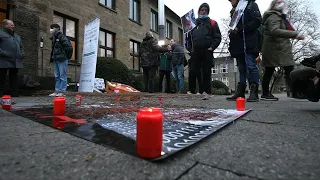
[[185, 3, 222, 100], [226, 0, 262, 102], [49, 24, 73, 97]]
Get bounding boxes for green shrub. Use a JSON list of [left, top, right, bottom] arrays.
[[212, 80, 231, 95], [95, 57, 135, 86]]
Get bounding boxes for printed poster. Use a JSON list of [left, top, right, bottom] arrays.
[[78, 17, 100, 92], [229, 0, 248, 30], [181, 9, 196, 33]]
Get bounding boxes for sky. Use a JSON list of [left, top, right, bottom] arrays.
[[164, 0, 320, 25]]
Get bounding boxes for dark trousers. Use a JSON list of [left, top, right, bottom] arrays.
[[189, 50, 213, 94], [159, 70, 171, 93], [142, 66, 157, 93], [262, 66, 294, 95], [0, 68, 19, 96]]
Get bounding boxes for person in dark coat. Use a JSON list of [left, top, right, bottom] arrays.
[[226, 0, 262, 102], [170, 39, 186, 93], [140, 32, 169, 93], [260, 0, 305, 101], [0, 19, 24, 97], [159, 48, 172, 93], [185, 3, 222, 100]]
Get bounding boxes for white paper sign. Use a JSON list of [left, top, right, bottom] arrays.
[[78, 17, 100, 92], [229, 0, 248, 30], [181, 9, 196, 33], [94, 78, 105, 90]]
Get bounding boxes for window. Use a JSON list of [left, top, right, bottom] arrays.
[[166, 20, 172, 39], [221, 77, 229, 87], [220, 64, 228, 73], [129, 0, 140, 23], [53, 13, 78, 61], [212, 64, 218, 74], [212, 77, 219, 81], [178, 28, 183, 45], [130, 40, 140, 71], [99, 0, 115, 10], [0, 2, 8, 23], [99, 29, 115, 58], [150, 10, 158, 32]]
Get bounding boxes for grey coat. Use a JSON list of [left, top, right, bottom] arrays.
[[261, 10, 298, 67], [0, 28, 24, 68]]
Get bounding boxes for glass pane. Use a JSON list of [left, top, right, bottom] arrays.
[[107, 0, 112, 8], [66, 19, 75, 38], [130, 41, 133, 53], [99, 0, 105, 5], [53, 15, 64, 31], [99, 31, 106, 46], [134, 57, 139, 71], [129, 0, 133, 19], [100, 48, 106, 57], [134, 43, 138, 55], [133, 1, 137, 21], [0, 2, 7, 9], [107, 50, 113, 57], [70, 40, 76, 60], [107, 33, 113, 48], [0, 12, 6, 22]]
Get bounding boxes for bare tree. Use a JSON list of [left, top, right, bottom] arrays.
[[287, 0, 320, 62], [215, 18, 231, 58]]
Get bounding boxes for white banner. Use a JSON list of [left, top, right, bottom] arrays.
[[181, 9, 196, 34], [78, 17, 100, 92], [229, 0, 248, 30]]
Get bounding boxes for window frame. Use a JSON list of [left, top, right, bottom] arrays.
[[0, 2, 9, 22], [165, 20, 173, 39], [220, 64, 228, 73], [212, 64, 219, 74], [130, 39, 141, 71], [221, 77, 229, 87], [129, 0, 140, 23], [99, 28, 116, 58], [98, 0, 116, 10], [53, 12, 78, 63], [150, 9, 158, 32], [178, 28, 183, 45]]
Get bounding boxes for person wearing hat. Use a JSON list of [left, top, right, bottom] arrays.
[[49, 23, 73, 97], [226, 0, 262, 102], [140, 31, 170, 93], [185, 2, 222, 100]]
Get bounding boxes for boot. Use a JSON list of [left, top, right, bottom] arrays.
[[226, 83, 246, 101], [247, 83, 259, 102]]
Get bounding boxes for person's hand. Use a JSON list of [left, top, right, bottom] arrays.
[[296, 34, 305, 40], [208, 47, 213, 51], [167, 45, 172, 51]]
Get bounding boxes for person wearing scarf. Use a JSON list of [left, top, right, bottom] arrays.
[[260, 0, 305, 101]]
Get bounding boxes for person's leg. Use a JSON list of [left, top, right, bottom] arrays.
[[177, 64, 185, 92], [0, 68, 8, 96], [8, 68, 19, 97], [159, 70, 165, 93], [188, 56, 197, 94], [165, 71, 171, 93], [57, 59, 68, 93], [53, 60, 61, 92], [172, 65, 179, 93], [226, 55, 246, 101], [283, 66, 294, 97], [202, 50, 213, 95], [148, 66, 157, 93], [246, 55, 260, 102], [142, 67, 150, 92], [261, 67, 278, 100], [195, 53, 204, 94]]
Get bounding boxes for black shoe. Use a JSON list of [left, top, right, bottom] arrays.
[[261, 94, 279, 101], [226, 83, 246, 101], [247, 83, 259, 102]]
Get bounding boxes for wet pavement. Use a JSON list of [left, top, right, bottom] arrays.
[[0, 93, 320, 180]]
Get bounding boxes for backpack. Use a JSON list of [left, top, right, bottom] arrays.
[[210, 19, 217, 31]]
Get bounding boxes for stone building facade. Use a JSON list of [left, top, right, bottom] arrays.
[[1, 0, 183, 82]]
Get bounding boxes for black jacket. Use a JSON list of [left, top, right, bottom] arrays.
[[228, 0, 262, 58], [50, 31, 73, 62], [0, 29, 24, 68], [140, 36, 168, 67], [185, 17, 221, 52], [171, 44, 185, 66]]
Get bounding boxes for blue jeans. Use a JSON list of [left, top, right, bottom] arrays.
[[172, 64, 184, 91], [54, 59, 68, 92], [236, 54, 259, 84]]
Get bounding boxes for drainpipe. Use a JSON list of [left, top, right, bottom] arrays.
[[158, 0, 165, 46]]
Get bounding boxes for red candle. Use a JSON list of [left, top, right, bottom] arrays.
[[53, 97, 66, 115], [236, 97, 245, 111], [1, 95, 11, 111], [75, 94, 82, 105], [136, 108, 163, 159]]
